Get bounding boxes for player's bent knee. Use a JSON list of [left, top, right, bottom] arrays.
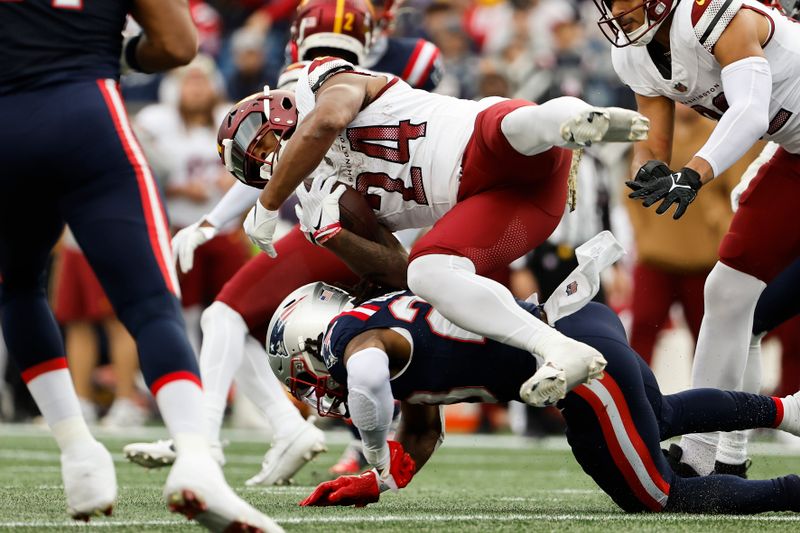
[[407, 254, 476, 302], [200, 301, 247, 335], [115, 290, 184, 337], [703, 263, 764, 316]]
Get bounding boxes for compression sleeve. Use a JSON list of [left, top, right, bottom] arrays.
[[204, 180, 262, 228], [346, 347, 395, 471], [695, 56, 772, 178]]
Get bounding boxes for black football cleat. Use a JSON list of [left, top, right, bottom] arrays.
[[663, 444, 700, 478], [712, 459, 752, 479]]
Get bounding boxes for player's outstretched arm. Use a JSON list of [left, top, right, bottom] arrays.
[[259, 73, 369, 211], [395, 402, 444, 472], [129, 0, 197, 73]]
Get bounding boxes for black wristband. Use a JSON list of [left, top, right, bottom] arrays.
[[124, 33, 144, 73]]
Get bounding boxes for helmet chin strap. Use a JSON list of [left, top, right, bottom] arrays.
[[628, 16, 665, 46]]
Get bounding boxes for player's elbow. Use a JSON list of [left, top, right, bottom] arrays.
[[152, 30, 198, 68]]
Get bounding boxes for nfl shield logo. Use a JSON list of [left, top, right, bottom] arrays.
[[673, 82, 688, 93], [565, 281, 578, 296]]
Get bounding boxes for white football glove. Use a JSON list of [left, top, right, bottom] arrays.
[[171, 220, 218, 274], [243, 201, 280, 258], [295, 175, 346, 245]]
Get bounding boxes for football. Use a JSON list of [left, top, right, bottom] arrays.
[[338, 184, 381, 242]]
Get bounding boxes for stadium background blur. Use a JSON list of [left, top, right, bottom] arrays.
[[1, 0, 798, 446]]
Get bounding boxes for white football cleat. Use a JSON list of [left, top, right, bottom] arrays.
[[561, 107, 649, 147], [124, 439, 225, 468], [245, 419, 327, 486], [62, 440, 117, 521], [165, 453, 283, 533], [520, 332, 606, 407]]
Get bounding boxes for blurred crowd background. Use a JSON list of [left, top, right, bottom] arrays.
[[1, 0, 798, 439]]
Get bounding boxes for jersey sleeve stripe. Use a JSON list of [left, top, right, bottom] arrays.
[[400, 39, 426, 83], [694, 0, 742, 53], [405, 41, 439, 88], [97, 79, 181, 297], [418, 47, 441, 89]]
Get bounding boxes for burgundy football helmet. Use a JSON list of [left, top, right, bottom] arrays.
[[216, 86, 297, 188], [594, 0, 677, 47], [290, 0, 375, 64], [266, 282, 354, 418]]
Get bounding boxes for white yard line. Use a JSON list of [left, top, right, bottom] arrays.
[[3, 513, 800, 528]]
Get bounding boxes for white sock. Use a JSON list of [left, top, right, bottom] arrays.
[[715, 430, 750, 466], [715, 332, 765, 466], [235, 336, 305, 440], [678, 433, 719, 476], [198, 302, 249, 445], [407, 254, 556, 355], [26, 367, 95, 453], [155, 379, 208, 454], [688, 262, 765, 465], [500, 96, 592, 155]]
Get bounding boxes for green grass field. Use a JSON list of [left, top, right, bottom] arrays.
[[2, 425, 800, 532]]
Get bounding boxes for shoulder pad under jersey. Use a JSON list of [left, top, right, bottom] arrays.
[[690, 0, 744, 53], [307, 56, 357, 94]]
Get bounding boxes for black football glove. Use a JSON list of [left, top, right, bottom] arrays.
[[627, 166, 703, 220], [625, 160, 673, 193]]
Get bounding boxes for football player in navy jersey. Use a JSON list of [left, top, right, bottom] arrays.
[[0, 1, 279, 530], [266, 280, 800, 514]]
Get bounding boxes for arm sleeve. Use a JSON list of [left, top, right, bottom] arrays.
[[346, 347, 395, 471], [695, 56, 772, 177], [204, 180, 262, 228]]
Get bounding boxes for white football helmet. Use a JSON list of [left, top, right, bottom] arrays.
[[266, 282, 354, 417]]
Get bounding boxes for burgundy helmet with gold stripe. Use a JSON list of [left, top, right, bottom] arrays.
[[291, 0, 375, 64]]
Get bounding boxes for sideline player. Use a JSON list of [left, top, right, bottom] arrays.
[[244, 53, 649, 407], [125, 0, 439, 485], [0, 1, 279, 530], [267, 279, 800, 513], [593, 0, 800, 475]]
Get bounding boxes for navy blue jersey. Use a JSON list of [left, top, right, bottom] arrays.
[[322, 290, 537, 404], [0, 0, 130, 95], [368, 37, 443, 92]]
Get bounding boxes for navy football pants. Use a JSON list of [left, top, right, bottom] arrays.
[[556, 304, 800, 513], [753, 256, 800, 335], [0, 79, 199, 391]]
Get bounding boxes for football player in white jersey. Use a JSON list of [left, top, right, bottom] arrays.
[[243, 55, 650, 407], [593, 0, 800, 476]]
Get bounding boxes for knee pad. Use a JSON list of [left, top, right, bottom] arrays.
[[407, 254, 475, 302], [703, 263, 765, 317], [200, 301, 247, 335]]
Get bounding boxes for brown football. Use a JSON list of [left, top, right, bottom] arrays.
[[338, 185, 381, 242]]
